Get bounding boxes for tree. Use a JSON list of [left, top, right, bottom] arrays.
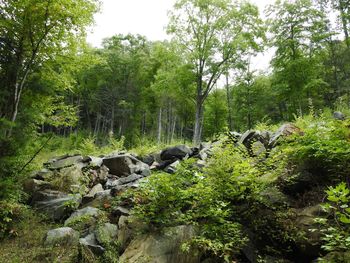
[[0, 0, 99, 136], [267, 0, 329, 119], [168, 0, 264, 144]]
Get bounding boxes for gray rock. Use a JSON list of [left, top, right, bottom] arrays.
[[103, 154, 150, 177], [160, 145, 193, 161], [117, 215, 148, 252], [95, 223, 118, 245], [64, 207, 104, 236], [293, 205, 326, 259], [64, 206, 101, 227], [334, 111, 345, 120], [82, 184, 104, 204], [117, 173, 143, 187], [79, 233, 105, 255], [31, 190, 81, 221], [23, 179, 51, 194], [86, 156, 104, 167], [82, 190, 112, 209], [165, 160, 180, 174], [119, 225, 200, 263], [106, 174, 143, 189], [31, 168, 54, 181], [269, 123, 301, 148], [194, 160, 206, 169], [45, 155, 84, 170], [44, 227, 79, 247], [112, 206, 130, 217]]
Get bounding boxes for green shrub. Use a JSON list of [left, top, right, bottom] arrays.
[[132, 146, 263, 261], [316, 182, 350, 253]]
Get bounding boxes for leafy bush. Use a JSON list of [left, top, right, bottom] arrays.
[[132, 146, 263, 261], [317, 182, 350, 253]]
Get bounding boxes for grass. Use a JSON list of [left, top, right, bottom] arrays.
[[0, 209, 79, 263]]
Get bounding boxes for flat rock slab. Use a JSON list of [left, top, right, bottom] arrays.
[[45, 155, 84, 170], [44, 227, 79, 247]]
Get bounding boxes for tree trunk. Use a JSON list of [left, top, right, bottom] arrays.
[[157, 108, 162, 144], [225, 73, 233, 130], [171, 115, 177, 143], [193, 96, 204, 145], [339, 1, 350, 48], [110, 104, 115, 134]]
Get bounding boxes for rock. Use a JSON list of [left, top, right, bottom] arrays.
[[64, 207, 104, 235], [194, 160, 206, 169], [110, 182, 140, 196], [95, 223, 118, 245], [141, 154, 155, 166], [119, 225, 200, 263], [45, 155, 84, 170], [117, 215, 148, 252], [23, 179, 51, 194], [250, 141, 267, 158], [56, 166, 88, 193], [82, 184, 104, 204], [191, 147, 200, 157], [44, 227, 79, 247], [293, 205, 326, 260], [160, 145, 193, 161], [269, 123, 301, 148], [239, 130, 262, 156], [79, 233, 105, 255], [86, 156, 103, 167], [111, 206, 130, 217], [165, 160, 180, 174], [106, 173, 143, 189], [333, 111, 345, 120], [103, 154, 150, 177], [31, 190, 81, 221], [31, 168, 54, 181], [82, 190, 112, 209], [227, 131, 242, 143]]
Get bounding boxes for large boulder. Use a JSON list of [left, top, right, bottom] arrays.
[[160, 145, 193, 161], [119, 225, 200, 263], [64, 207, 105, 235], [31, 190, 81, 221], [103, 154, 150, 177], [44, 227, 79, 247]]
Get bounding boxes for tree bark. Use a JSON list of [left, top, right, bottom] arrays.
[[157, 108, 162, 144], [193, 95, 204, 145], [225, 73, 233, 130]]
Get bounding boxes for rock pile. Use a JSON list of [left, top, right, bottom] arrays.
[[25, 122, 313, 261]]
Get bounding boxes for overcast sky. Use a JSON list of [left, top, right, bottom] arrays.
[[86, 0, 276, 71]]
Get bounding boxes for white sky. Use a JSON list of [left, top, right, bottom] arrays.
[[87, 0, 276, 71]]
